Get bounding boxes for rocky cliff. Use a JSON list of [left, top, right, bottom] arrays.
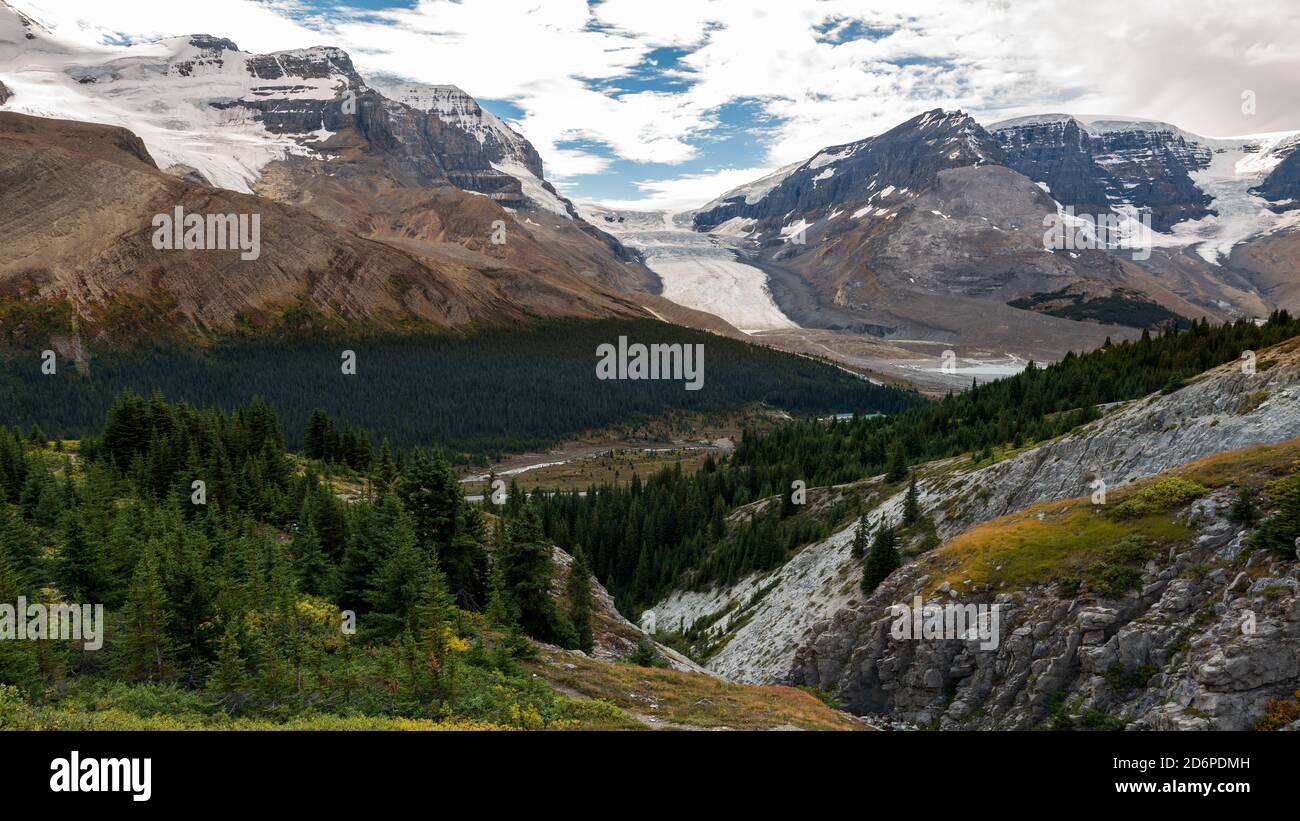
[[649, 336, 1300, 729], [990, 115, 1215, 232], [794, 452, 1300, 730]]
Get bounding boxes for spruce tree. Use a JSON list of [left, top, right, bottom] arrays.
[[885, 442, 909, 483], [56, 512, 107, 602], [414, 560, 458, 701], [291, 520, 335, 597], [207, 624, 248, 711], [374, 439, 398, 491], [902, 475, 920, 527], [0, 505, 39, 591], [495, 507, 568, 645], [365, 511, 424, 637], [304, 410, 330, 461], [566, 546, 595, 654], [401, 449, 487, 608], [861, 523, 900, 595], [0, 538, 38, 687], [1250, 478, 1300, 558], [119, 543, 171, 682], [851, 516, 868, 559], [1227, 486, 1258, 525]]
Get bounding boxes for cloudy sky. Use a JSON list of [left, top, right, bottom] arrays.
[[15, 0, 1300, 210]]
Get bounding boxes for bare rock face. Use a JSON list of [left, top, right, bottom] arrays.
[[650, 337, 1300, 707], [991, 115, 1214, 232], [0, 79, 10, 105], [795, 490, 1300, 730], [693, 109, 1004, 232], [163, 164, 212, 187], [548, 546, 705, 674], [1253, 145, 1300, 210], [0, 111, 645, 345]]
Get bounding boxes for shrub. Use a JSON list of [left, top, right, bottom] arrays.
[[1111, 477, 1207, 518], [1256, 689, 1300, 731], [1236, 390, 1269, 415]]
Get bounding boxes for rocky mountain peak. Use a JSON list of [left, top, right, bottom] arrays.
[[0, 0, 44, 38], [693, 108, 1003, 233], [186, 34, 240, 53], [990, 113, 1214, 231], [369, 77, 544, 180]]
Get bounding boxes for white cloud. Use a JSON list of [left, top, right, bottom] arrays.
[[10, 0, 1300, 207], [591, 166, 781, 213], [14, 0, 322, 53]]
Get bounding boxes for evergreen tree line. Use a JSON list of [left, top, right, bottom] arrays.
[[0, 395, 596, 722], [531, 313, 1300, 609], [0, 319, 921, 464]]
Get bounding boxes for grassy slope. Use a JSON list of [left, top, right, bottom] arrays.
[[528, 650, 861, 730], [0, 651, 858, 732], [925, 437, 1300, 593]]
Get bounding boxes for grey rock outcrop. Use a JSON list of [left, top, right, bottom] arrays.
[[650, 338, 1300, 700], [991, 115, 1214, 231], [795, 491, 1300, 730]]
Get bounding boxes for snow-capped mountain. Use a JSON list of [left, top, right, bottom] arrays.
[[693, 109, 1003, 234], [682, 106, 1300, 357], [0, 0, 573, 217], [0, 0, 665, 342], [990, 114, 1300, 258], [366, 78, 575, 218]]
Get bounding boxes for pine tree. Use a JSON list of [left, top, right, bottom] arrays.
[[885, 442, 909, 483], [413, 559, 459, 702], [861, 523, 900, 595], [566, 546, 595, 654], [495, 507, 568, 645], [119, 543, 171, 682], [207, 624, 248, 711], [374, 439, 398, 491], [0, 505, 39, 591], [1250, 477, 1300, 558], [401, 449, 487, 608], [291, 520, 335, 597], [165, 527, 218, 686], [0, 537, 38, 687], [365, 512, 425, 638], [851, 516, 868, 559], [1227, 486, 1258, 525], [56, 512, 107, 602], [304, 409, 330, 461], [902, 475, 920, 527]]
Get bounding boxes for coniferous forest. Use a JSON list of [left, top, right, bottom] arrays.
[[0, 392, 624, 728], [0, 319, 921, 462], [532, 313, 1300, 607], [1, 313, 1298, 728]]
